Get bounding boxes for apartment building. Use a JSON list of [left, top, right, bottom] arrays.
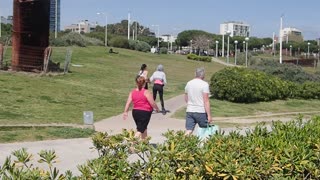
[[64, 20, 96, 33], [281, 27, 303, 43], [220, 21, 250, 37]]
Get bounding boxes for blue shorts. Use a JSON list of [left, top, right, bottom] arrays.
[[185, 112, 208, 130]]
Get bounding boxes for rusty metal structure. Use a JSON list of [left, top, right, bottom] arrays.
[[12, 0, 50, 71]]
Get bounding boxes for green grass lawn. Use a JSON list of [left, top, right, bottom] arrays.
[[0, 126, 95, 143], [173, 98, 320, 119], [0, 46, 225, 125]]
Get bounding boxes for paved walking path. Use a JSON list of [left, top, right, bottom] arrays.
[[0, 93, 313, 175], [0, 94, 191, 175], [211, 57, 239, 67]]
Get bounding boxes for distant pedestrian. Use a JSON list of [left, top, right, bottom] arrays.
[[137, 64, 149, 89], [184, 67, 212, 135], [150, 64, 167, 115], [123, 76, 160, 140]]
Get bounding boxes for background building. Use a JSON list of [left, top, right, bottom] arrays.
[[49, 0, 61, 32], [220, 21, 250, 37], [281, 27, 303, 43], [0, 16, 13, 25], [160, 34, 176, 43], [64, 20, 96, 33]]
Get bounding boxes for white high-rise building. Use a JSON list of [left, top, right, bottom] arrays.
[[220, 21, 250, 37]]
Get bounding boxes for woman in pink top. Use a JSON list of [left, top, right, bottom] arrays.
[[123, 76, 160, 140]]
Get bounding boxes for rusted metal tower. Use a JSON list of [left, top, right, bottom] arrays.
[[12, 0, 50, 71]]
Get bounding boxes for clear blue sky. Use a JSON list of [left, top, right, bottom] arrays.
[[1, 0, 319, 40]]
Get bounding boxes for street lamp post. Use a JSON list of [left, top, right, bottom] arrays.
[[289, 45, 292, 57], [78, 21, 81, 34], [307, 42, 311, 59], [54, 0, 58, 39], [0, 15, 2, 38], [234, 40, 238, 65], [245, 37, 249, 67], [279, 15, 283, 64], [97, 12, 108, 47], [226, 31, 231, 63], [190, 40, 193, 54], [243, 41, 245, 52], [207, 40, 210, 56], [215, 41, 219, 58], [222, 34, 225, 57], [152, 25, 160, 49], [318, 49, 320, 67]]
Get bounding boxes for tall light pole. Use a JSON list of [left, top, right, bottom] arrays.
[[152, 25, 160, 49], [307, 42, 311, 59], [78, 21, 81, 34], [207, 40, 210, 56], [226, 31, 231, 63], [0, 15, 2, 38], [97, 12, 108, 47], [245, 37, 249, 67], [190, 40, 193, 54], [318, 48, 319, 66], [279, 15, 283, 64], [243, 41, 245, 52], [289, 45, 292, 57], [222, 33, 225, 57], [234, 40, 238, 65], [215, 41, 219, 57], [54, 0, 58, 39], [128, 12, 130, 40]]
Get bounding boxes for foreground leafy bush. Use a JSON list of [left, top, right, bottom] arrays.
[[210, 67, 292, 103], [2, 116, 320, 179]]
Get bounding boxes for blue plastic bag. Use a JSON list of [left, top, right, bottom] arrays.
[[197, 124, 219, 141]]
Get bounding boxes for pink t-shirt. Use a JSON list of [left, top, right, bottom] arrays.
[[131, 89, 153, 112]]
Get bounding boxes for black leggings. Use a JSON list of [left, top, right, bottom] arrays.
[[153, 84, 164, 109]]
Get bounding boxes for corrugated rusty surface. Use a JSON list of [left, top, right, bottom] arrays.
[[12, 0, 50, 71]]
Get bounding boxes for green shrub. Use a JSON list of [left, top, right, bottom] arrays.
[[235, 52, 255, 66], [187, 53, 211, 62], [128, 39, 137, 50], [128, 40, 151, 52], [251, 60, 320, 83], [50, 32, 103, 47], [159, 47, 168, 54], [210, 67, 291, 103], [109, 36, 129, 49], [295, 81, 320, 99]]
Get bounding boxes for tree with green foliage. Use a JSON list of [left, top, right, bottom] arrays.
[[176, 30, 213, 46]]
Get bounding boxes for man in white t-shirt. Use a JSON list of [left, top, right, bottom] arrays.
[[184, 67, 212, 135]]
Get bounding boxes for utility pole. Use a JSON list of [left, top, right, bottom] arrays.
[[0, 15, 2, 38], [127, 12, 130, 40], [54, 0, 58, 38], [279, 15, 283, 64]]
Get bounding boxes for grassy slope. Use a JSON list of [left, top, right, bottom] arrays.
[[0, 46, 225, 124]]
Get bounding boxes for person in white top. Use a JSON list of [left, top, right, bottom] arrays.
[[150, 64, 167, 115], [138, 64, 149, 89], [184, 67, 212, 135]]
